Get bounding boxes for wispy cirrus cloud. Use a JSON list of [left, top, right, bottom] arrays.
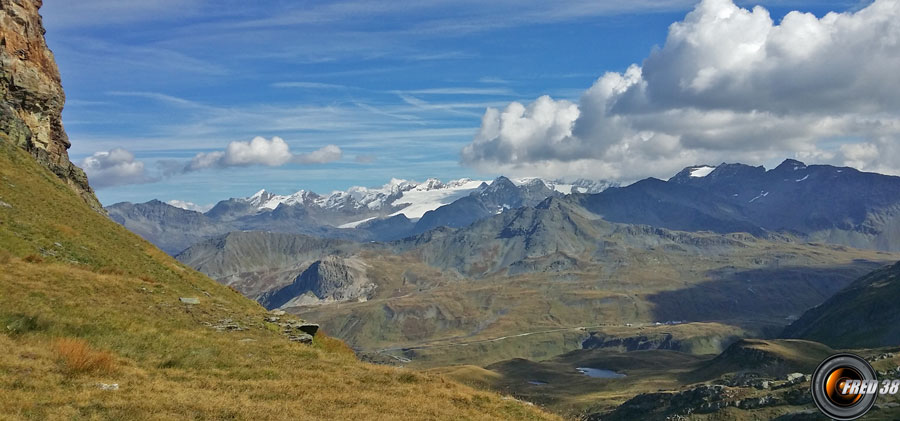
[[402, 87, 514, 96], [270, 81, 351, 89], [41, 0, 207, 29]]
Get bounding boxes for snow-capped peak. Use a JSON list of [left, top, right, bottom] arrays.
[[511, 177, 613, 195], [690, 166, 716, 178], [247, 189, 275, 207], [166, 200, 214, 213], [240, 176, 612, 221], [446, 178, 473, 188], [386, 178, 415, 193], [414, 178, 446, 191]]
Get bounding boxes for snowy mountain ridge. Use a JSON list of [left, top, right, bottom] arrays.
[[203, 176, 615, 221]]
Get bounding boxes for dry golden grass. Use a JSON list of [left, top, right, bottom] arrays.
[[52, 223, 79, 238], [52, 338, 117, 376], [0, 139, 560, 420]]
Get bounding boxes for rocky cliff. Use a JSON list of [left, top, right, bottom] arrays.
[[0, 0, 101, 211]]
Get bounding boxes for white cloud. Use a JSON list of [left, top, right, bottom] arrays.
[[81, 148, 154, 188], [294, 144, 344, 164], [187, 137, 342, 171], [463, 95, 580, 163], [462, 0, 900, 181], [223, 136, 292, 166]]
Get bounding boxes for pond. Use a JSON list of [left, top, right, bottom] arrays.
[[576, 367, 626, 379]]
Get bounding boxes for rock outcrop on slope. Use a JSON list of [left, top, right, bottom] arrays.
[[0, 0, 101, 211]]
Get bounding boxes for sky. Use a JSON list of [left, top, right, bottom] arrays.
[[39, 0, 894, 207]]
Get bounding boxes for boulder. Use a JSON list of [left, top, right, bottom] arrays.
[[298, 323, 319, 336], [289, 333, 313, 344]]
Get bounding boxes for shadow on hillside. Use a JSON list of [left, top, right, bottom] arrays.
[[646, 261, 886, 326]]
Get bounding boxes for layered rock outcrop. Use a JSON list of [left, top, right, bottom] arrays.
[[0, 0, 101, 211]]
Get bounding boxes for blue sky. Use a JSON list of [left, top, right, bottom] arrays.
[[39, 0, 884, 207]]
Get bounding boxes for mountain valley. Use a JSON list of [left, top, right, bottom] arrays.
[[6, 0, 900, 419], [101, 161, 900, 420]]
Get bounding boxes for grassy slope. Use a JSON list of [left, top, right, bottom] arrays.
[[783, 261, 900, 348], [0, 138, 559, 420]]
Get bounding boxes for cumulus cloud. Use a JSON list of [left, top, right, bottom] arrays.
[[81, 137, 343, 189], [294, 144, 343, 164], [186, 136, 342, 171], [81, 148, 155, 188], [462, 0, 900, 180]]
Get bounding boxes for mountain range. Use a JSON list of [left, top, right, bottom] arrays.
[[109, 160, 900, 258], [104, 157, 900, 369], [575, 159, 900, 250], [107, 176, 613, 254]]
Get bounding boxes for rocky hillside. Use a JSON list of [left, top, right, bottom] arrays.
[[410, 176, 562, 235], [783, 260, 900, 348], [175, 231, 364, 299], [0, 0, 100, 211], [184, 194, 900, 366], [107, 199, 365, 255], [259, 256, 375, 309]]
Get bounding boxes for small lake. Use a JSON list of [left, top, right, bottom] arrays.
[[527, 380, 548, 385], [576, 367, 626, 379]]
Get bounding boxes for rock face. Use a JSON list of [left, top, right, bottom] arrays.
[[259, 256, 375, 310], [0, 0, 101, 211]]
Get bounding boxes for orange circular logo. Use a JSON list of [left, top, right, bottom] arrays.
[[811, 353, 878, 421], [824, 367, 863, 407]]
